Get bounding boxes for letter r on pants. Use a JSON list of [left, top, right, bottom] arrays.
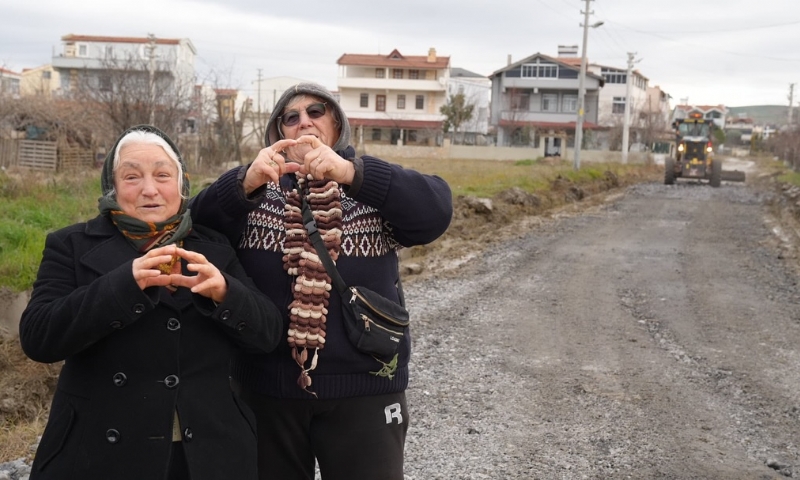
[[384, 403, 403, 424]]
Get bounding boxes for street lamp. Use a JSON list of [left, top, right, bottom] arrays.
[[573, 3, 603, 171]]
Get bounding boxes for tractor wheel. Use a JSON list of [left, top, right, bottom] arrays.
[[710, 159, 722, 188], [664, 158, 676, 185]]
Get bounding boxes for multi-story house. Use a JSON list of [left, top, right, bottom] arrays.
[[585, 62, 650, 128], [488, 48, 604, 155], [20, 64, 60, 98], [672, 104, 728, 130], [336, 48, 449, 146], [446, 67, 491, 144], [51, 34, 196, 97], [645, 85, 674, 153], [0, 68, 21, 97]]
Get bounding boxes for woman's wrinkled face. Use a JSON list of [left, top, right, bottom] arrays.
[[115, 143, 182, 223], [279, 95, 339, 148]]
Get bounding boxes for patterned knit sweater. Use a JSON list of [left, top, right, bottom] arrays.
[[189, 150, 452, 399]]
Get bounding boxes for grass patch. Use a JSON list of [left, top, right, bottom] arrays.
[[0, 159, 657, 292]]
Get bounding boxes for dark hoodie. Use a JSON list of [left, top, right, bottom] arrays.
[[190, 82, 453, 399]]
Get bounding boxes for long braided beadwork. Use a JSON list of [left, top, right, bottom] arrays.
[[283, 174, 343, 395]]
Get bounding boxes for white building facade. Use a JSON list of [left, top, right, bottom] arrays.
[[337, 48, 449, 146], [447, 67, 491, 144], [51, 34, 196, 97]]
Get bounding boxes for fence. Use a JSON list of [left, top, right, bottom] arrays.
[[18, 140, 57, 170], [0, 138, 19, 169], [0, 139, 95, 171]]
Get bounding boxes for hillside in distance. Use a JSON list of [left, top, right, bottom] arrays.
[[727, 105, 790, 126]]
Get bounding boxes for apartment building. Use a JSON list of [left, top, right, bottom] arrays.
[[0, 68, 21, 97], [447, 67, 491, 143], [489, 49, 604, 154], [51, 34, 196, 96], [336, 48, 449, 146]]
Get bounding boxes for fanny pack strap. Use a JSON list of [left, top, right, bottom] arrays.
[[301, 197, 407, 307], [301, 197, 349, 296]]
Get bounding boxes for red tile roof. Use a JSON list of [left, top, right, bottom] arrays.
[[675, 104, 727, 112], [337, 49, 449, 69], [558, 57, 582, 66], [61, 34, 180, 45]]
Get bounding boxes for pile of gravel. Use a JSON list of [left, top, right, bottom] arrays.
[[0, 458, 31, 480]]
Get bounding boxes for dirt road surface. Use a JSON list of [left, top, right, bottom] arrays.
[[403, 160, 799, 479]]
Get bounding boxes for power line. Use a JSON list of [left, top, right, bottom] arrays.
[[602, 20, 800, 63]]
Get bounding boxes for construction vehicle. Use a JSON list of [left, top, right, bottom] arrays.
[[664, 113, 745, 187]]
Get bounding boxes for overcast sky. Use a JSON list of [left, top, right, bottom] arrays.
[[1, 0, 798, 108]]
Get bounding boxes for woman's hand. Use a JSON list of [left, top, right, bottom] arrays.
[[132, 245, 180, 290], [242, 139, 302, 195], [168, 247, 228, 304], [292, 134, 355, 184]]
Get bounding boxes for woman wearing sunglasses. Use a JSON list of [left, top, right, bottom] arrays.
[[189, 82, 452, 480]]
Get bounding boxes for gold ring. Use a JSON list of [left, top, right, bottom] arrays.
[[269, 161, 277, 167]]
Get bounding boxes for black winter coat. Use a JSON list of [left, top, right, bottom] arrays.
[[19, 215, 283, 480]]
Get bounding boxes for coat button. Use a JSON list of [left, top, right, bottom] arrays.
[[183, 428, 193, 442], [112, 372, 127, 387], [236, 322, 246, 331], [220, 310, 231, 320], [164, 375, 180, 389], [109, 320, 123, 329], [106, 429, 121, 444], [166, 318, 181, 331], [132, 304, 145, 314]]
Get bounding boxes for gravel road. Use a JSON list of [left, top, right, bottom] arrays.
[[403, 173, 800, 479], [6, 160, 799, 480]]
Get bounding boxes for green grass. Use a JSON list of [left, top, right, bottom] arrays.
[[776, 169, 800, 187], [0, 171, 101, 290], [1, 159, 657, 292]]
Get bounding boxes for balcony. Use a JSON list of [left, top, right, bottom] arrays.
[[337, 77, 445, 92]]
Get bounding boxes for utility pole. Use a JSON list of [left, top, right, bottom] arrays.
[[621, 52, 639, 164], [256, 68, 263, 117], [146, 33, 157, 125], [789, 83, 796, 126], [574, 0, 599, 171]]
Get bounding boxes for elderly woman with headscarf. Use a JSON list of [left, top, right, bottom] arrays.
[[189, 83, 453, 480], [20, 125, 284, 480]]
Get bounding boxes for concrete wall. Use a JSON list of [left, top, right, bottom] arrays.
[[361, 142, 652, 163]]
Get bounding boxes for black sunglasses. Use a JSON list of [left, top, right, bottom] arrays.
[[279, 102, 327, 127]]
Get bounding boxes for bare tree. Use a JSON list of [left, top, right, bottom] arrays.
[[70, 52, 195, 143]]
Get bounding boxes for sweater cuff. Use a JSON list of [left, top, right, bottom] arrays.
[[355, 156, 392, 208]]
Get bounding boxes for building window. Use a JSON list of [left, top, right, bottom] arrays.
[[613, 97, 626, 114], [602, 69, 626, 84], [376, 94, 386, 112], [521, 61, 557, 79], [561, 94, 578, 112], [372, 128, 382, 141], [542, 93, 558, 112], [99, 75, 112, 92], [458, 85, 465, 95], [375, 69, 385, 78], [415, 95, 424, 109], [392, 69, 404, 79], [397, 94, 406, 109], [360, 93, 369, 108], [409, 69, 420, 79], [78, 44, 88, 57], [511, 93, 530, 110], [105, 45, 114, 58], [408, 130, 418, 143], [42, 71, 51, 79]]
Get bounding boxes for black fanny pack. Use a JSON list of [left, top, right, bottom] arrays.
[[302, 199, 409, 378]]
